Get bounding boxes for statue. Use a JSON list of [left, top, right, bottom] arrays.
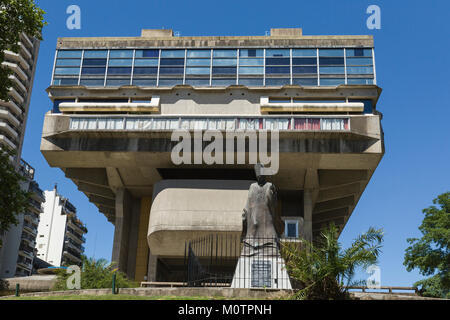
[[241, 163, 283, 256]]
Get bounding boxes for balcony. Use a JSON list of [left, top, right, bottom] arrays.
[[65, 238, 85, 253], [8, 87, 24, 104], [66, 228, 86, 244], [0, 107, 21, 128], [260, 97, 364, 113], [0, 134, 16, 149], [24, 212, 39, 226], [21, 232, 36, 246], [20, 33, 34, 51], [18, 244, 35, 258], [58, 98, 161, 113], [28, 198, 43, 213], [4, 49, 31, 70], [9, 74, 28, 94], [0, 99, 22, 116], [29, 181, 45, 202], [63, 247, 82, 264], [18, 42, 33, 61], [23, 221, 38, 235], [0, 120, 19, 139], [19, 159, 35, 180], [1, 60, 28, 82]]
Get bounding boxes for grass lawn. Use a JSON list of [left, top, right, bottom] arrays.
[[2, 294, 232, 300]]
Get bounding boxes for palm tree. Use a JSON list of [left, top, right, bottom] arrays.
[[281, 223, 384, 300]]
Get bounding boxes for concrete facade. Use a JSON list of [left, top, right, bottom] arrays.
[[40, 28, 384, 282]]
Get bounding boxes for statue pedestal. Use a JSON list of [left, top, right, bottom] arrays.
[[231, 255, 292, 289]]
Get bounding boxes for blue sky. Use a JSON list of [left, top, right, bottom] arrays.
[[23, 0, 449, 286]]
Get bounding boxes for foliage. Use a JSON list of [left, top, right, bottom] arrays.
[[53, 257, 137, 291], [281, 223, 384, 300], [404, 192, 450, 298], [0, 146, 31, 248], [0, 0, 46, 100]]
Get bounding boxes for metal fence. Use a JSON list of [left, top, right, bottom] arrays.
[[184, 235, 292, 289]]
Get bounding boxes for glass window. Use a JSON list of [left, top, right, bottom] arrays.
[[106, 79, 131, 86], [186, 59, 211, 66], [265, 66, 290, 74], [56, 59, 81, 67], [346, 66, 374, 74], [238, 67, 263, 75], [160, 58, 185, 66], [239, 58, 263, 66], [346, 48, 372, 57], [212, 67, 237, 74], [159, 67, 184, 75], [266, 49, 290, 57], [292, 49, 316, 57], [108, 59, 133, 67], [158, 78, 183, 86], [292, 57, 316, 65], [265, 78, 290, 85], [320, 78, 345, 86], [109, 50, 133, 58], [320, 66, 345, 74], [187, 50, 210, 58], [319, 57, 345, 65], [185, 78, 210, 86], [57, 50, 82, 58], [80, 78, 104, 86], [84, 50, 108, 58], [292, 78, 318, 86], [346, 57, 373, 66], [292, 66, 317, 74], [211, 78, 236, 86], [319, 49, 344, 57], [347, 78, 374, 85], [238, 78, 263, 86], [266, 58, 290, 65], [213, 49, 237, 58], [81, 67, 106, 75], [82, 59, 107, 66], [134, 59, 158, 66], [107, 67, 132, 75], [132, 78, 157, 86], [135, 49, 159, 58], [133, 67, 158, 75], [54, 67, 80, 75], [53, 78, 79, 85], [213, 59, 237, 66], [239, 49, 263, 57], [161, 50, 185, 58], [186, 67, 210, 75], [286, 222, 297, 238]]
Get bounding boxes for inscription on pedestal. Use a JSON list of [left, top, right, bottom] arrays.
[[251, 260, 271, 288]]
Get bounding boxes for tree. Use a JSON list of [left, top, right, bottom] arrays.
[[53, 257, 137, 290], [0, 0, 46, 101], [281, 223, 384, 300], [404, 192, 450, 298], [0, 146, 30, 248]]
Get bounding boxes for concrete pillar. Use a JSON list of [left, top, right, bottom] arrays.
[[112, 188, 133, 276], [303, 190, 313, 243], [147, 250, 158, 282]]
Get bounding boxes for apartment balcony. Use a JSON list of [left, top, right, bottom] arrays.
[[18, 42, 33, 62], [18, 245, 35, 259], [0, 99, 23, 116], [65, 228, 85, 244], [4, 49, 31, 70], [58, 98, 161, 113], [1, 60, 28, 82], [9, 74, 28, 95], [0, 107, 21, 128], [29, 181, 45, 202], [8, 87, 25, 104], [65, 239, 84, 253], [0, 120, 19, 139], [63, 248, 82, 264], [20, 33, 34, 52], [24, 212, 39, 226], [19, 159, 35, 180], [23, 221, 38, 235], [21, 232, 36, 246], [0, 134, 16, 149], [16, 260, 32, 271]]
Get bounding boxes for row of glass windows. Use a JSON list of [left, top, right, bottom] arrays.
[[53, 48, 374, 87]]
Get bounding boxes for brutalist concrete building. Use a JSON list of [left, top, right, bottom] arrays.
[[40, 28, 384, 282]]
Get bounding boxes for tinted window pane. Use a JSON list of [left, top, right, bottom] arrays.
[[107, 67, 132, 75], [346, 57, 373, 66], [106, 79, 131, 86], [53, 78, 78, 85], [80, 78, 104, 86], [266, 58, 290, 65], [346, 48, 372, 57], [320, 78, 345, 86], [186, 67, 210, 75], [135, 50, 159, 58], [319, 57, 345, 65], [134, 59, 158, 66], [346, 66, 374, 74], [133, 67, 158, 75], [213, 59, 237, 66], [239, 58, 263, 66], [159, 67, 184, 75], [266, 49, 290, 57], [265, 78, 290, 85], [158, 78, 183, 86], [109, 50, 133, 58], [239, 67, 263, 75], [81, 67, 106, 75], [213, 50, 237, 58], [265, 66, 290, 74], [54, 67, 80, 75], [211, 78, 236, 86], [347, 78, 374, 85], [84, 50, 108, 58], [132, 78, 157, 86], [320, 66, 345, 74], [160, 58, 185, 66], [161, 50, 184, 58], [292, 49, 316, 57], [57, 50, 82, 58], [287, 223, 297, 237], [238, 78, 263, 86], [186, 59, 211, 66], [239, 49, 263, 57], [187, 50, 210, 58], [292, 57, 317, 65], [108, 59, 133, 67], [185, 78, 210, 86], [292, 78, 318, 86], [56, 59, 81, 67], [319, 49, 344, 57], [212, 67, 237, 74], [292, 66, 317, 74], [83, 59, 107, 66]]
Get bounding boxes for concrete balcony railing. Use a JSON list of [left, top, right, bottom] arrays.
[[0, 120, 19, 139], [4, 50, 31, 70], [0, 107, 21, 128], [260, 97, 364, 113], [0, 99, 23, 116], [8, 87, 25, 104], [9, 75, 27, 95], [1, 61, 28, 82], [18, 42, 33, 61], [58, 98, 161, 113], [0, 134, 17, 149]]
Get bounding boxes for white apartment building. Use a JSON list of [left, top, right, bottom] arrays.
[[36, 187, 87, 266]]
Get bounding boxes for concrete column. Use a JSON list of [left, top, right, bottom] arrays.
[[111, 188, 132, 276], [303, 190, 313, 243], [147, 250, 158, 282]]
